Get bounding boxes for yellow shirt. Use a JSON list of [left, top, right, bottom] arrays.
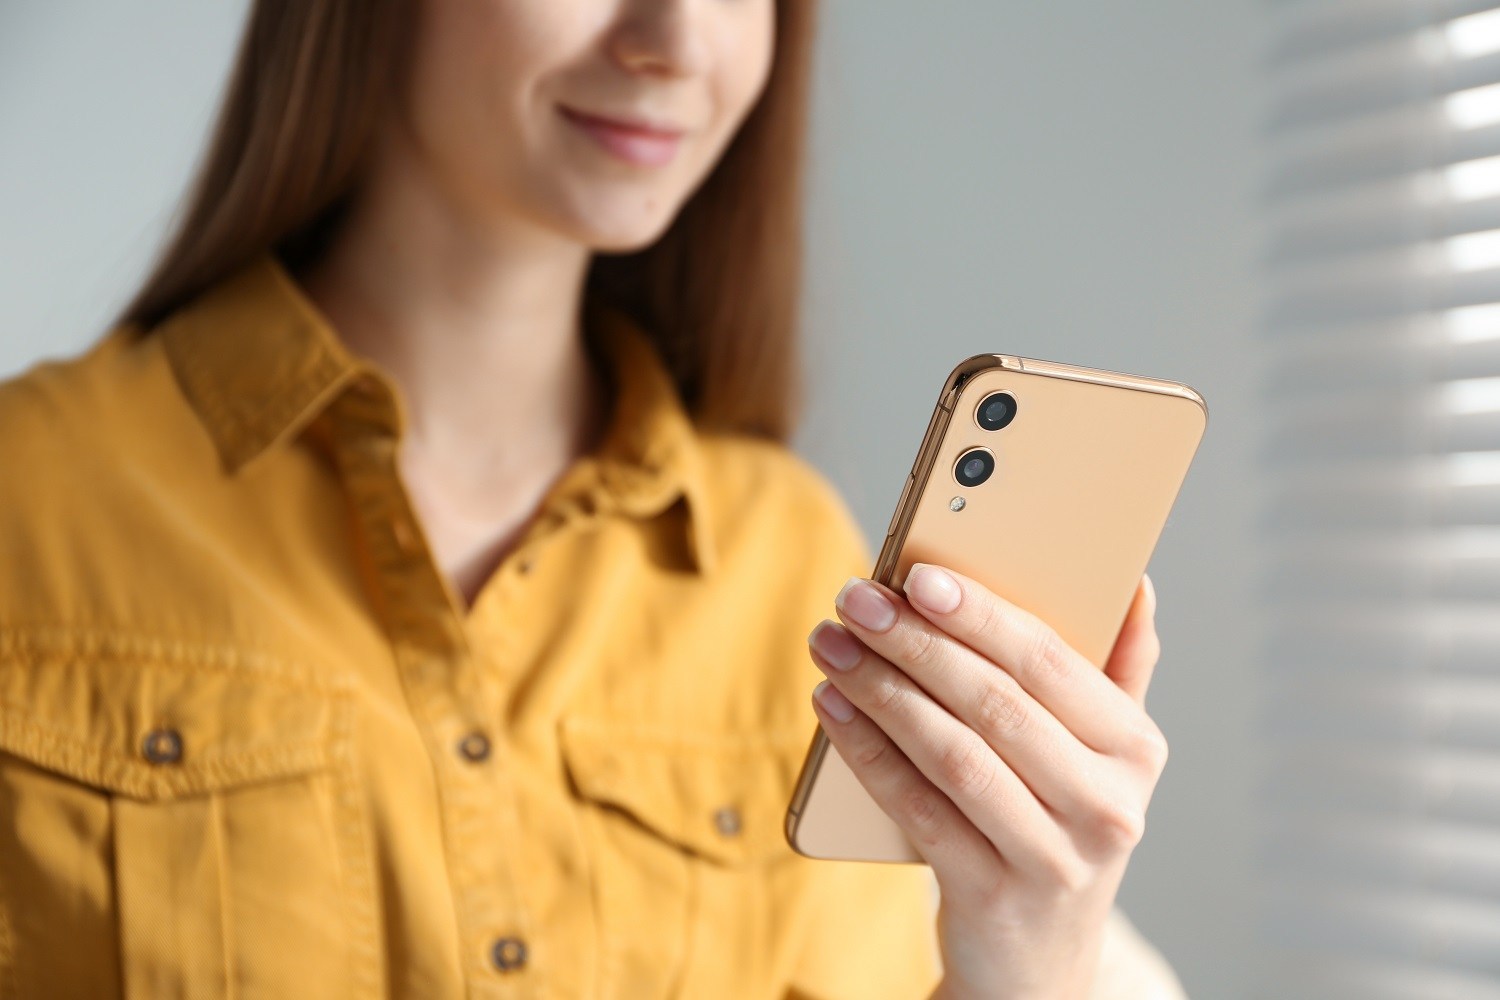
[[0, 254, 940, 999], [0, 253, 1184, 999]]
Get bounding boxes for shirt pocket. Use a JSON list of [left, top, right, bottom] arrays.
[[559, 717, 807, 1000], [0, 639, 381, 1000]]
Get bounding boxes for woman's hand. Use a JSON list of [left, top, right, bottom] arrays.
[[807, 564, 1168, 1000]]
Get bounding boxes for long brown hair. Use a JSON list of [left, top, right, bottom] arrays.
[[118, 0, 817, 441]]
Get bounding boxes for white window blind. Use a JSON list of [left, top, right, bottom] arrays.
[[1262, 1, 1500, 997]]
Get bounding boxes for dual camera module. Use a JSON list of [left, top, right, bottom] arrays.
[[954, 391, 1017, 489]]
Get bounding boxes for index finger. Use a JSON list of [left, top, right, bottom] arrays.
[[894, 562, 1152, 755]]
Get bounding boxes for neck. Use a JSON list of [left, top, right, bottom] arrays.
[[297, 137, 604, 511]]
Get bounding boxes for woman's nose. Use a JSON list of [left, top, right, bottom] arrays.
[[608, 0, 710, 79]]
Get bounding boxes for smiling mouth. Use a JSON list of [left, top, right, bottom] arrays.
[[558, 106, 687, 168]]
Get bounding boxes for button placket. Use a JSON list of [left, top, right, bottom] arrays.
[[326, 399, 541, 992]]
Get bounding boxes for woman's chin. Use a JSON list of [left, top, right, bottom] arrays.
[[548, 192, 688, 255], [579, 222, 677, 256]]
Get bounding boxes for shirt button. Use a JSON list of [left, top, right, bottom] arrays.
[[456, 731, 492, 763], [490, 935, 528, 973], [141, 728, 183, 765], [713, 805, 742, 837]]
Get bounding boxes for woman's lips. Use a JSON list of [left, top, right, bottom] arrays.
[[559, 106, 685, 167]]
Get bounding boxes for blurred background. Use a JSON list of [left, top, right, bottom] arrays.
[[5, 2, 1499, 997]]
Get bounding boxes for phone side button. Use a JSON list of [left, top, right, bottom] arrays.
[[886, 476, 915, 537]]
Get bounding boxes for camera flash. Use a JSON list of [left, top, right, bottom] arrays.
[[949, 496, 966, 512]]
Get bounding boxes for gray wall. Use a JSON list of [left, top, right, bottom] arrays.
[[0, 4, 1264, 994], [0, 3, 246, 370]]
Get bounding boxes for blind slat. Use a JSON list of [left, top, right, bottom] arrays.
[[1267, 265, 1500, 327], [1263, 340, 1500, 389], [1263, 483, 1500, 530], [1262, 410, 1500, 460], [1268, 0, 1499, 69], [1269, 196, 1500, 263], [1270, 49, 1500, 134], [1268, 121, 1500, 198]]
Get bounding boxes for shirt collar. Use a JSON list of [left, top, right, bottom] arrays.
[[156, 252, 715, 573]]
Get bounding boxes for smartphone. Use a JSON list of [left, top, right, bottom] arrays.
[[784, 352, 1207, 863]]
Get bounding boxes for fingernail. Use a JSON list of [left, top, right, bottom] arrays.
[[813, 680, 855, 723], [1143, 574, 1157, 617], [836, 578, 897, 631], [905, 563, 961, 614], [809, 620, 863, 671]]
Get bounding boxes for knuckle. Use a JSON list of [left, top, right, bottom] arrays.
[[966, 593, 1007, 641], [974, 872, 1013, 913], [974, 682, 1029, 744], [1146, 729, 1170, 772], [936, 739, 996, 799], [1022, 621, 1071, 684], [1091, 799, 1147, 850], [869, 676, 906, 716], [1034, 850, 1090, 894], [852, 736, 892, 771], [1126, 720, 1169, 772], [901, 622, 946, 671], [902, 786, 944, 844]]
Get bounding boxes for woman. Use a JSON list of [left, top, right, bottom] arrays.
[[0, 1, 1185, 997]]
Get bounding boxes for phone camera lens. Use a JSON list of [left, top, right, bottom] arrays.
[[953, 447, 995, 488], [975, 392, 1018, 431]]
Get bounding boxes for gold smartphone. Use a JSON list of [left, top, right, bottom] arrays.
[[784, 352, 1208, 863]]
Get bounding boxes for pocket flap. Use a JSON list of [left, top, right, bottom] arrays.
[[560, 718, 807, 865], [0, 633, 344, 800]]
